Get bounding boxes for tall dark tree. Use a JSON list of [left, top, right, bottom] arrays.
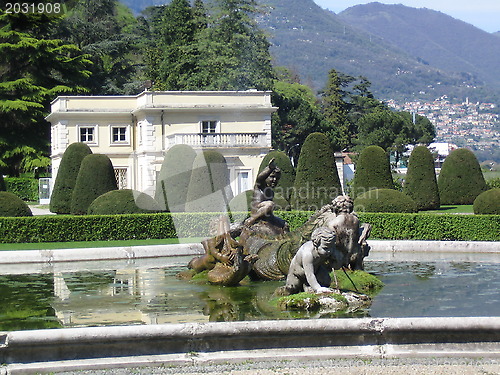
[[57, 0, 142, 94], [271, 80, 323, 159], [192, 0, 275, 90], [0, 11, 91, 176], [321, 69, 350, 151]]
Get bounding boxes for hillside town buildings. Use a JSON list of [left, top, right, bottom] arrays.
[[386, 96, 499, 154]]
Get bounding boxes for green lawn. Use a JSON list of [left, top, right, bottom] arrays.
[[420, 205, 474, 214], [0, 237, 203, 251]]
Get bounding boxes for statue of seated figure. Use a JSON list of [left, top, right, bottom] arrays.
[[278, 227, 342, 295]]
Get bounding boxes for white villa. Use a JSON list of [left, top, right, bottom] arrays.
[[47, 90, 277, 197]]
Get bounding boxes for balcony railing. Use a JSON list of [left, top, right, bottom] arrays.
[[166, 132, 269, 149]]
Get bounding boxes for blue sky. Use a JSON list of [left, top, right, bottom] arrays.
[[313, 0, 500, 33]]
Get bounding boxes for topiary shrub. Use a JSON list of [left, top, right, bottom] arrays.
[[228, 189, 253, 213], [0, 191, 33, 217], [354, 189, 417, 213], [403, 145, 440, 210], [70, 154, 118, 215], [88, 189, 162, 215], [185, 150, 233, 213], [50, 143, 93, 214], [155, 144, 197, 212], [438, 148, 488, 205], [291, 132, 342, 211], [351, 145, 395, 200], [259, 150, 295, 207], [473, 188, 500, 215]]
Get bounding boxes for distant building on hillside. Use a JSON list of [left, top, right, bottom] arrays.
[[47, 90, 276, 197]]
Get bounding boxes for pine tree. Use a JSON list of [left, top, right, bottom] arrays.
[[321, 69, 350, 150], [403, 145, 440, 210], [50, 143, 93, 214], [292, 132, 342, 211], [70, 154, 118, 215], [0, 12, 91, 176], [351, 145, 395, 199], [438, 148, 488, 205]]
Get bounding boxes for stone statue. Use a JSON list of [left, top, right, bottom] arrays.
[[187, 215, 258, 286], [310, 195, 371, 270], [185, 157, 371, 286], [241, 158, 288, 238], [277, 227, 340, 296]]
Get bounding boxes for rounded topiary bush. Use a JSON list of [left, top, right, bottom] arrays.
[[351, 145, 394, 200], [473, 188, 500, 214], [0, 191, 33, 217], [71, 154, 118, 215], [438, 148, 488, 205], [259, 150, 295, 205], [403, 145, 440, 210], [155, 144, 197, 212], [185, 150, 233, 213], [50, 142, 93, 214], [292, 132, 342, 211], [354, 189, 418, 213], [88, 189, 162, 215]]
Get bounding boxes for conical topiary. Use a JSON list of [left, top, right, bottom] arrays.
[[185, 150, 233, 213], [88, 189, 162, 215], [258, 150, 295, 210], [155, 144, 197, 212], [354, 189, 417, 213], [351, 145, 395, 200], [291, 132, 342, 211], [473, 188, 500, 215], [50, 142, 92, 214], [438, 148, 488, 205], [70, 154, 118, 215], [403, 145, 440, 210], [0, 191, 33, 217]]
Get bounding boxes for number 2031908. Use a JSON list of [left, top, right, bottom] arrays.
[[4, 2, 65, 15]]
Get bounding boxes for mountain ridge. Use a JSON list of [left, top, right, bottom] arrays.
[[118, 0, 500, 103]]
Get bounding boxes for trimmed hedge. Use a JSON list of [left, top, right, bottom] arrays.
[[185, 150, 233, 213], [71, 154, 118, 215], [354, 189, 418, 213], [155, 144, 197, 212], [473, 188, 500, 215], [0, 211, 498, 243], [88, 189, 163, 215], [351, 145, 394, 199], [0, 192, 33, 217], [292, 132, 342, 211], [50, 142, 93, 214], [438, 148, 487, 205], [403, 145, 440, 210], [4, 178, 38, 201]]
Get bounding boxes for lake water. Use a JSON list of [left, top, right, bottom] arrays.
[[0, 254, 499, 331]]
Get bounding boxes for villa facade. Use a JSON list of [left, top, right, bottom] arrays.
[[47, 90, 277, 197]]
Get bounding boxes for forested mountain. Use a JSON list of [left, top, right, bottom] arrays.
[[121, 0, 499, 103], [338, 2, 500, 98]]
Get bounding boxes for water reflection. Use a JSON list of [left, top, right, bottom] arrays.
[[0, 258, 499, 331]]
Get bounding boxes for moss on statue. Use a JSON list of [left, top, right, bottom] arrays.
[[332, 269, 384, 296]]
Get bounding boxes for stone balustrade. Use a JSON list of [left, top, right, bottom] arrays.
[[166, 132, 269, 149]]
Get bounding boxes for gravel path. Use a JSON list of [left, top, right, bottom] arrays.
[[54, 357, 499, 375]]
